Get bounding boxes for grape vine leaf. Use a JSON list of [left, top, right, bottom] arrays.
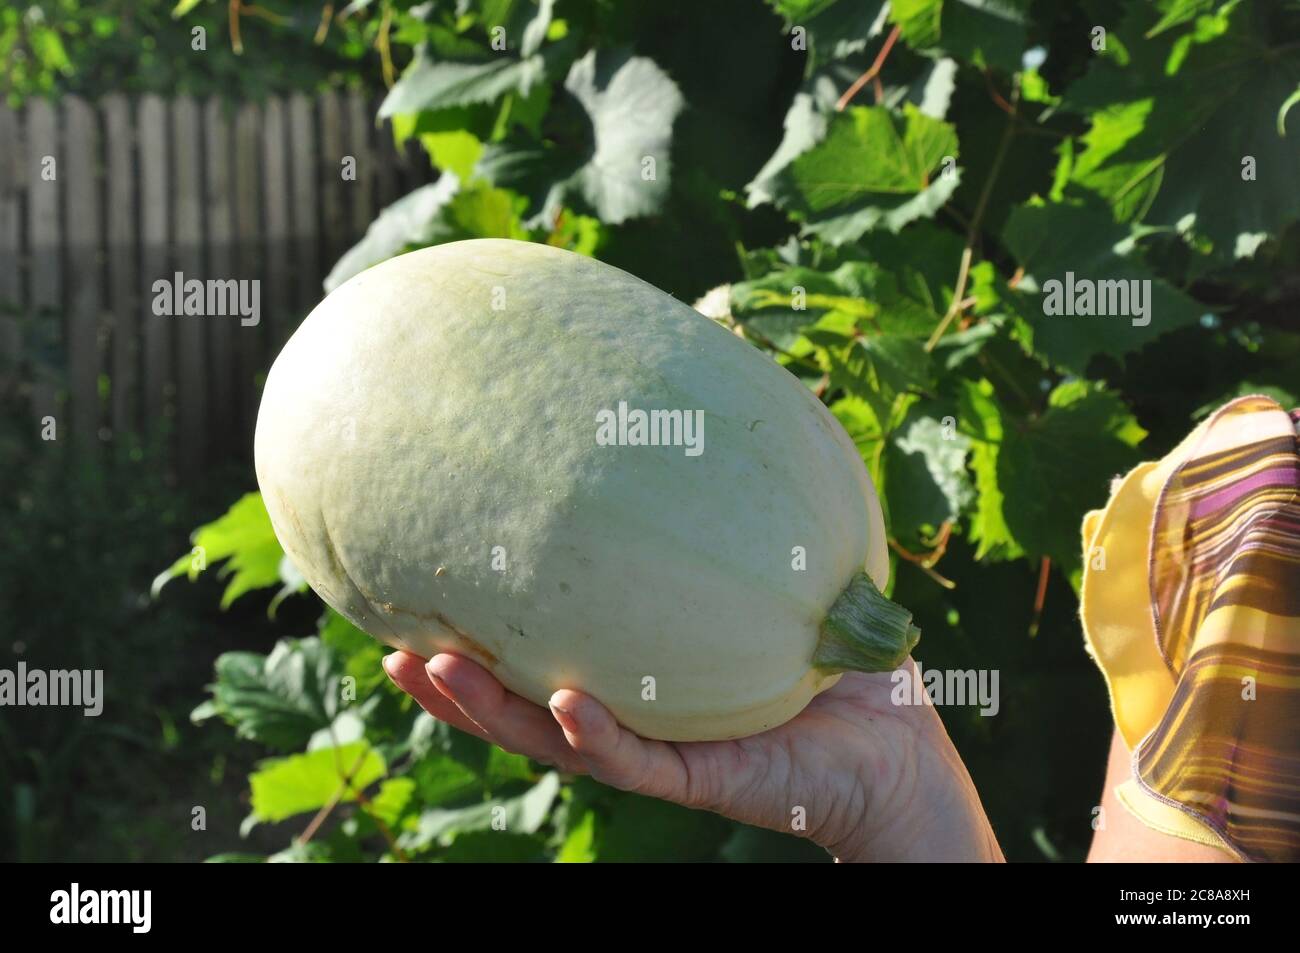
[[963, 378, 1146, 566], [562, 49, 684, 223], [324, 176, 461, 292], [400, 772, 561, 851], [477, 49, 684, 224], [249, 742, 387, 823], [192, 638, 346, 751], [440, 831, 548, 862], [1059, 1, 1300, 259], [889, 0, 1028, 73], [884, 403, 974, 546], [766, 0, 888, 68], [151, 491, 289, 609], [1000, 201, 1204, 373], [816, 330, 937, 425], [325, 178, 530, 292], [747, 57, 957, 208], [961, 378, 1021, 561], [379, 36, 572, 118], [730, 262, 879, 349], [466, 0, 557, 58], [769, 104, 961, 244]]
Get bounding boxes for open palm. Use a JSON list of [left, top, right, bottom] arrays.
[[384, 651, 1001, 862]]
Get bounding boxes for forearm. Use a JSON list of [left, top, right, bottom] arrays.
[[1087, 729, 1235, 863]]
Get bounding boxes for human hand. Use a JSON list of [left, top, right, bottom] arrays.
[[384, 651, 1003, 862]]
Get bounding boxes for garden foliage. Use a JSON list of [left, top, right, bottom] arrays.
[[153, 0, 1300, 862]]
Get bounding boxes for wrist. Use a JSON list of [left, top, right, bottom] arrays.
[[822, 718, 1004, 862]]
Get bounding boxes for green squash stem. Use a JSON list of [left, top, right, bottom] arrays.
[[813, 571, 921, 673]]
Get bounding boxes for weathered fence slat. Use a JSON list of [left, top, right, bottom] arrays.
[[372, 93, 400, 212], [345, 90, 375, 243], [233, 102, 264, 453], [103, 94, 138, 440], [0, 91, 433, 468], [319, 91, 348, 277], [288, 93, 321, 320], [204, 99, 235, 461], [138, 94, 171, 437], [172, 96, 206, 473], [64, 96, 103, 447], [0, 106, 22, 392], [261, 97, 292, 351], [26, 99, 60, 430]]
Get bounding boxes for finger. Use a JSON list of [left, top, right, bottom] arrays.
[[548, 689, 693, 804], [427, 654, 588, 774], [383, 651, 489, 742]]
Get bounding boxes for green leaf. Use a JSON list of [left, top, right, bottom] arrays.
[[1145, 0, 1215, 38], [719, 825, 833, 862], [410, 753, 485, 807], [393, 108, 487, 180], [368, 778, 417, 827], [890, 0, 1028, 72], [562, 49, 684, 223], [885, 404, 974, 544], [195, 638, 346, 751], [596, 793, 732, 862], [961, 378, 1021, 561], [249, 742, 387, 823], [439, 830, 547, 861], [1060, 2, 1300, 258], [771, 104, 960, 244], [204, 853, 269, 863], [484, 747, 536, 789], [465, 0, 558, 58], [152, 492, 288, 609], [400, 772, 561, 850], [998, 381, 1146, 566], [767, 0, 888, 68], [830, 395, 886, 481], [748, 56, 956, 208], [819, 333, 935, 426], [319, 609, 387, 697], [325, 176, 461, 292], [378, 38, 572, 118], [476, 49, 684, 225], [555, 807, 597, 863], [731, 262, 878, 348], [962, 379, 1146, 565], [325, 178, 531, 292], [1000, 201, 1205, 372]]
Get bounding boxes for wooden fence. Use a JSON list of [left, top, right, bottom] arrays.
[[0, 90, 433, 470]]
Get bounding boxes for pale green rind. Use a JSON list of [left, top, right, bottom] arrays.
[[255, 239, 890, 741]]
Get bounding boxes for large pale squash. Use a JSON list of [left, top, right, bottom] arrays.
[[255, 239, 918, 741]]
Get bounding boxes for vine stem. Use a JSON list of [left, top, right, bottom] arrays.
[[836, 25, 902, 112], [924, 75, 1022, 353], [377, 2, 396, 88], [315, 4, 335, 44], [297, 736, 410, 862]]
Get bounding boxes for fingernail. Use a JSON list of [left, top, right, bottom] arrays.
[[549, 701, 578, 734], [426, 661, 455, 697]]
